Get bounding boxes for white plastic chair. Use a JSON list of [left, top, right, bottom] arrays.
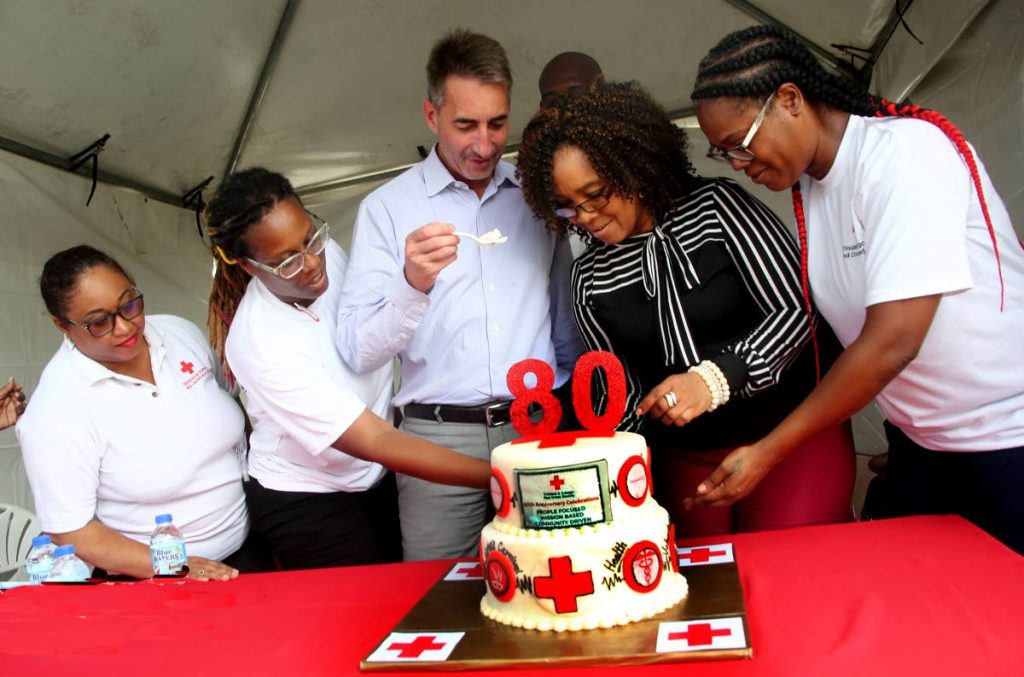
[[0, 503, 41, 577]]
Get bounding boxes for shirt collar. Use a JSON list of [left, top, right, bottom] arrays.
[[248, 260, 328, 321], [421, 145, 519, 197], [67, 320, 166, 386]]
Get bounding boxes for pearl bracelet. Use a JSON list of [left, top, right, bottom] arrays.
[[688, 360, 731, 412]]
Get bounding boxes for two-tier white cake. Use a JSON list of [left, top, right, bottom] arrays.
[[480, 430, 688, 632]]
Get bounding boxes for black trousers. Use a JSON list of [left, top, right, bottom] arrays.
[[243, 473, 402, 570], [885, 422, 1024, 555]]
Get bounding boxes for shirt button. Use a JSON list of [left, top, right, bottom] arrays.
[[151, 391, 159, 398]]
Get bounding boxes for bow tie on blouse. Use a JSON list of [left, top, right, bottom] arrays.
[[641, 224, 703, 367]]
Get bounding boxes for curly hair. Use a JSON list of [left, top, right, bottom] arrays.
[[517, 80, 699, 238], [204, 167, 300, 381]]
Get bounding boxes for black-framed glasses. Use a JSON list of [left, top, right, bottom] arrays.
[[246, 212, 330, 280], [706, 92, 776, 163], [68, 291, 145, 338], [554, 187, 612, 220]]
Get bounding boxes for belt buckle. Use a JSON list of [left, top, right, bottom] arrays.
[[484, 401, 509, 428]]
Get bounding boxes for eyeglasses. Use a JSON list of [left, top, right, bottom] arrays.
[[706, 92, 776, 163], [554, 187, 612, 220], [68, 291, 145, 338], [246, 213, 330, 280]]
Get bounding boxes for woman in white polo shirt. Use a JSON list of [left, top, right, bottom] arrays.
[[205, 167, 490, 569], [688, 25, 1024, 553], [18, 245, 267, 579]]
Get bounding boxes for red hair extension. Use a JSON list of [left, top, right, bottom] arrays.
[[876, 99, 1009, 311], [791, 184, 821, 382]]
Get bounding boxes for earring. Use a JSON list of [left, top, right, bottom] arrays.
[[62, 333, 77, 351]]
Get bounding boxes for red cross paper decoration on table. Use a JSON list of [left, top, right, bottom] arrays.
[[365, 632, 465, 663], [676, 542, 734, 567], [656, 617, 747, 653], [444, 561, 483, 581]]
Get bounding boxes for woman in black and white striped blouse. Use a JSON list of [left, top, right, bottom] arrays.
[[517, 81, 855, 537]]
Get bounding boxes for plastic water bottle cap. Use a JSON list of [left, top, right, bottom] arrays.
[[31, 534, 52, 547], [54, 544, 75, 557], [155, 514, 173, 524]]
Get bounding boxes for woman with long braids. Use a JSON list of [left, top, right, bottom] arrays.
[[690, 25, 1024, 552], [516, 81, 855, 537], [205, 167, 490, 569]]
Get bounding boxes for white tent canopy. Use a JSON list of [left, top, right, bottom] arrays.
[[1, 0, 1021, 508]]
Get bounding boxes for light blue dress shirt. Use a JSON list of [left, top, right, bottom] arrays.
[[337, 147, 583, 407]]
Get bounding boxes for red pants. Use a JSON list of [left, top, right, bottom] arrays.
[[651, 421, 856, 538]]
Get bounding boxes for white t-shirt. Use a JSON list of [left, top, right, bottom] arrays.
[[226, 239, 392, 493], [17, 315, 249, 560], [803, 115, 1024, 451]]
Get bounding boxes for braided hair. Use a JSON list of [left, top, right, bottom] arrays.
[[205, 167, 300, 381], [517, 80, 700, 237], [692, 24, 1015, 378]]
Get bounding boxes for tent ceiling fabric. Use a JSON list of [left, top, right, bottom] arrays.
[[1, 0, 898, 204]]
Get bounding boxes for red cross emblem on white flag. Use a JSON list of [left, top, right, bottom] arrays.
[[656, 617, 747, 653], [444, 560, 483, 581], [676, 542, 734, 567], [365, 632, 465, 663]]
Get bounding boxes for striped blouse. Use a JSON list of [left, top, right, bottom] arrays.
[[572, 177, 822, 449]]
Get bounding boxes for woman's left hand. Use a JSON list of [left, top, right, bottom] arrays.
[[684, 442, 776, 509], [636, 372, 712, 426], [186, 556, 239, 581]]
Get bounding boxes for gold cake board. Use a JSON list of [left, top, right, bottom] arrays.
[[361, 543, 751, 671]]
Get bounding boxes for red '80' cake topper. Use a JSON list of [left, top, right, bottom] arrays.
[[506, 350, 627, 437]]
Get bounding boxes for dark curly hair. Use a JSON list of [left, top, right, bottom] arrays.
[[516, 80, 699, 237]]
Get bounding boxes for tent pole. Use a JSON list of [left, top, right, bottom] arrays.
[[720, 0, 843, 71], [222, 0, 301, 180], [0, 134, 182, 208]]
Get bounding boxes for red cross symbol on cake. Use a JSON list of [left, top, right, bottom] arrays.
[[533, 556, 595, 614], [365, 632, 465, 663], [656, 617, 747, 653], [676, 542, 734, 567]]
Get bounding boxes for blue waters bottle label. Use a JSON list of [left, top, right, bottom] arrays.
[[151, 542, 188, 575]]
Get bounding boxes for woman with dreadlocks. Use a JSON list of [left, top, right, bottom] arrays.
[[690, 25, 1024, 553], [206, 167, 490, 569], [516, 80, 855, 537]]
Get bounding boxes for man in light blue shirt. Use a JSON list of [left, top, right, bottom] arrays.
[[337, 29, 583, 561]]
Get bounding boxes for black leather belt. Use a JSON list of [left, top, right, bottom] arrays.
[[403, 401, 516, 427]]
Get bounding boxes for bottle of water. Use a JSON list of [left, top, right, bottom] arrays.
[[47, 544, 92, 582], [25, 535, 57, 582], [149, 514, 188, 576]]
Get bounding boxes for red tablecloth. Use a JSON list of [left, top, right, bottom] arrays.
[[1, 515, 1021, 676]]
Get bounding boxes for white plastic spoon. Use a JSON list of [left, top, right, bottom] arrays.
[[453, 228, 508, 247]]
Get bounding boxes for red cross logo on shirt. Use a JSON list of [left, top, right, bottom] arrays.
[[667, 623, 733, 646], [387, 635, 446, 658], [533, 556, 594, 614], [679, 547, 728, 564], [549, 475, 565, 491], [179, 361, 194, 374]]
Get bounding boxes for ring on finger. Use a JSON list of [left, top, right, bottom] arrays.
[[663, 390, 678, 408]]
